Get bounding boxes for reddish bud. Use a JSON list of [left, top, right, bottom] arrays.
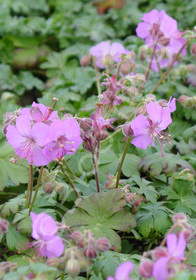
[[96, 238, 110, 252], [135, 105, 147, 116], [42, 182, 54, 194], [78, 118, 93, 131], [122, 123, 133, 137], [153, 247, 168, 260], [46, 257, 60, 267], [0, 219, 9, 234], [93, 129, 108, 141], [84, 244, 97, 259], [80, 55, 90, 67], [191, 43, 196, 55], [138, 259, 154, 278], [71, 231, 82, 243], [159, 36, 170, 46], [83, 133, 97, 152], [138, 45, 149, 61], [172, 213, 187, 224]]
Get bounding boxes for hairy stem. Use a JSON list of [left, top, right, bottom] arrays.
[[115, 138, 130, 188], [25, 165, 33, 209], [59, 163, 79, 198], [29, 166, 44, 213], [92, 151, 100, 192], [184, 241, 196, 264], [149, 39, 190, 95], [93, 58, 102, 97]]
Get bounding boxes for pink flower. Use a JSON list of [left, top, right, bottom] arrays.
[[153, 233, 186, 280], [107, 261, 134, 280], [6, 116, 51, 166], [90, 41, 129, 69], [130, 102, 172, 155], [19, 102, 59, 125], [30, 212, 64, 258], [136, 9, 186, 56], [43, 118, 82, 161]]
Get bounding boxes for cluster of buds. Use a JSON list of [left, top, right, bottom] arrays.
[[79, 105, 116, 153], [171, 213, 195, 242], [40, 168, 65, 194], [122, 187, 145, 213], [47, 230, 111, 278]]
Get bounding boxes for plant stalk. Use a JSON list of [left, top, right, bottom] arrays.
[[29, 166, 44, 213], [59, 163, 79, 198], [25, 165, 33, 209], [115, 138, 130, 188], [92, 152, 100, 192]]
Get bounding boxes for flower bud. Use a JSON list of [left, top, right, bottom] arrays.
[[121, 61, 136, 75], [179, 65, 187, 79], [135, 105, 147, 116], [42, 182, 54, 194], [159, 36, 170, 46], [46, 257, 60, 267], [138, 259, 154, 278], [54, 182, 64, 193], [157, 99, 168, 107], [186, 64, 196, 73], [84, 244, 97, 259], [80, 55, 90, 67], [172, 213, 187, 224], [153, 247, 168, 260], [96, 237, 110, 252], [0, 218, 9, 234], [93, 129, 108, 141], [78, 118, 93, 131], [83, 133, 97, 152], [71, 231, 83, 243], [191, 43, 196, 55], [138, 45, 149, 61], [122, 123, 133, 137], [66, 258, 80, 278]]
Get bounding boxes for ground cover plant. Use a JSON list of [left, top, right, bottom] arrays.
[[0, 0, 196, 279]]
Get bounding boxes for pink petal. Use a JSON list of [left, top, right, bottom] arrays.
[[16, 117, 31, 136], [147, 102, 162, 124], [153, 257, 169, 280], [6, 125, 25, 149], [166, 233, 177, 256], [173, 232, 186, 260], [44, 236, 64, 258], [132, 134, 154, 149], [131, 115, 150, 136], [115, 261, 134, 280], [136, 22, 150, 39]]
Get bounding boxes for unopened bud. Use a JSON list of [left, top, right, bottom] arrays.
[[83, 134, 97, 152], [150, 23, 160, 36], [186, 64, 196, 73], [71, 231, 82, 243], [179, 65, 187, 79], [66, 258, 80, 278], [157, 99, 168, 107], [42, 182, 54, 194], [138, 259, 154, 278], [138, 45, 149, 61], [84, 244, 97, 259], [80, 55, 90, 67], [78, 118, 93, 131], [122, 123, 133, 137], [153, 247, 168, 260], [135, 105, 147, 116], [54, 182, 64, 193], [93, 129, 108, 141], [172, 213, 187, 224], [0, 219, 9, 234], [96, 238, 110, 252], [191, 43, 196, 55], [159, 36, 170, 46], [46, 257, 60, 267]]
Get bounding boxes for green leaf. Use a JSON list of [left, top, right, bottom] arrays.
[[6, 224, 28, 251], [0, 143, 28, 190], [64, 190, 136, 251], [122, 154, 141, 177]]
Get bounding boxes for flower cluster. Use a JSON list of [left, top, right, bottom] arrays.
[[5, 101, 82, 166], [29, 212, 64, 258], [90, 41, 129, 69], [124, 99, 176, 156], [136, 9, 186, 71]]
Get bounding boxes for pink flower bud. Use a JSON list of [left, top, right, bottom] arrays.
[[46, 257, 60, 267], [71, 231, 82, 243], [153, 247, 168, 260], [159, 36, 170, 46], [122, 123, 133, 137], [80, 55, 90, 67], [191, 43, 196, 55], [82, 133, 97, 152], [0, 219, 9, 234], [172, 213, 187, 224], [84, 244, 97, 259], [96, 237, 110, 252], [138, 259, 154, 278], [93, 129, 108, 141], [78, 118, 93, 131]]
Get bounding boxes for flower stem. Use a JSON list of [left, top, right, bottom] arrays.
[[92, 151, 100, 192], [144, 41, 157, 81], [59, 163, 79, 198], [25, 165, 33, 209], [29, 166, 44, 213], [62, 158, 78, 179], [184, 241, 196, 264], [93, 58, 102, 97], [115, 138, 130, 188], [149, 39, 190, 95]]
